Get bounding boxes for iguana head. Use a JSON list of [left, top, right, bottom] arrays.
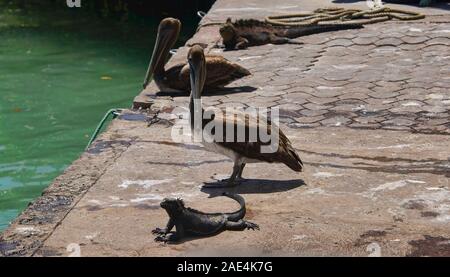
[[219, 18, 237, 44], [160, 197, 185, 215]]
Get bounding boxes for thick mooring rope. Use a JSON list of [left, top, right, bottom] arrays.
[[265, 7, 425, 27]]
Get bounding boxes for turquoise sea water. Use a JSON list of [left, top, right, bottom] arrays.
[[0, 4, 197, 231]]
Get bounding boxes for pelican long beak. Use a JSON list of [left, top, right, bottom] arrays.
[[188, 45, 206, 136], [188, 45, 206, 100], [143, 18, 181, 89]]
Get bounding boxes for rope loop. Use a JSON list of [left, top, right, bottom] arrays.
[[85, 108, 123, 150], [197, 11, 206, 19]]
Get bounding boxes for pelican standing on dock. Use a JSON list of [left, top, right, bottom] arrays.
[[143, 18, 250, 93], [187, 45, 303, 187]]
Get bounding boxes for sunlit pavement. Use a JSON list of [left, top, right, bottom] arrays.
[[1, 0, 449, 256]]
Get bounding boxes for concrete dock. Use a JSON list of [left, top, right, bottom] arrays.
[[1, 0, 449, 256]]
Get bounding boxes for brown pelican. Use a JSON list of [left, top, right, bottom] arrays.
[[188, 45, 303, 187], [143, 18, 250, 92]]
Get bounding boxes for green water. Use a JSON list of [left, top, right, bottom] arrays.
[[0, 4, 197, 231]]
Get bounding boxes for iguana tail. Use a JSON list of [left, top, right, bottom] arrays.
[[285, 24, 363, 39], [222, 192, 246, 222]]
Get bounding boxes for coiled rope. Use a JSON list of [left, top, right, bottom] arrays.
[[265, 6, 425, 27], [85, 108, 122, 150], [195, 6, 425, 32]]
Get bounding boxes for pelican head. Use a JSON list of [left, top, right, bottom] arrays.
[[143, 18, 181, 88], [187, 44, 206, 100]]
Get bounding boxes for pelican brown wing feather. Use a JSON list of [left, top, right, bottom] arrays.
[[204, 56, 251, 88], [179, 56, 250, 90], [210, 109, 303, 171], [164, 63, 189, 91]]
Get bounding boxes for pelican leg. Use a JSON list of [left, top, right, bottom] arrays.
[[203, 162, 242, 188], [236, 163, 246, 181], [227, 162, 241, 185]]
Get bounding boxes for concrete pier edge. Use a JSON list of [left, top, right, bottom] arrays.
[[1, 0, 449, 257]]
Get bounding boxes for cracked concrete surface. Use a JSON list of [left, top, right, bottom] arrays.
[[1, 0, 449, 256]]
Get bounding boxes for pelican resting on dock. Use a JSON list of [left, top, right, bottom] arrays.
[[143, 18, 250, 93], [188, 45, 303, 187]]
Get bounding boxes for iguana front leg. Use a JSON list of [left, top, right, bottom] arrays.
[[152, 218, 175, 235], [154, 223, 185, 244]]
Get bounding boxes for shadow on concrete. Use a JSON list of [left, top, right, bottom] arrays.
[[146, 159, 231, 167], [136, 140, 205, 150], [206, 86, 258, 95], [332, 0, 450, 10], [301, 149, 450, 177], [307, 161, 450, 177], [201, 178, 306, 197], [152, 227, 261, 245], [300, 149, 447, 164], [155, 85, 257, 97]]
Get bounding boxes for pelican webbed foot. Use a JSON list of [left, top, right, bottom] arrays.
[[203, 162, 247, 188], [202, 178, 241, 188]]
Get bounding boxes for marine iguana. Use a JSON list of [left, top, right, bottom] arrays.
[[152, 192, 259, 243], [219, 18, 363, 50]]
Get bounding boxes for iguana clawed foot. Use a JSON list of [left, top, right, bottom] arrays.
[[154, 233, 178, 243], [154, 235, 168, 242], [151, 227, 167, 235], [245, 221, 260, 231], [152, 228, 173, 243]]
